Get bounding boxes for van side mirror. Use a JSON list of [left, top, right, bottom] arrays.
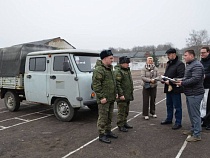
[[63, 61, 74, 74]]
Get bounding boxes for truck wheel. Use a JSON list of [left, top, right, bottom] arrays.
[[53, 98, 75, 122], [4, 91, 20, 111], [87, 104, 98, 111]]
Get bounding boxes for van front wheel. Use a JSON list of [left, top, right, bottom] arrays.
[[53, 98, 75, 122], [4, 91, 20, 112]]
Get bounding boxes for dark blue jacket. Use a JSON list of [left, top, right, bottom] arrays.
[[201, 54, 210, 88], [164, 56, 185, 93], [182, 59, 205, 96]]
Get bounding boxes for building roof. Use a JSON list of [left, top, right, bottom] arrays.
[[15, 37, 76, 49]]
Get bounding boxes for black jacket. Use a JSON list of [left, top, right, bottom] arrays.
[[164, 56, 185, 93], [201, 54, 210, 88], [182, 59, 205, 96]]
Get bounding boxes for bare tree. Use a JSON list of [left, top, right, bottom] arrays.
[[186, 29, 210, 58]]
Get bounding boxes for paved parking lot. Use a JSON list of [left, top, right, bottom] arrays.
[[0, 77, 210, 158]]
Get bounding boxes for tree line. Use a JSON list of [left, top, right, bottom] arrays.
[[109, 29, 210, 58]]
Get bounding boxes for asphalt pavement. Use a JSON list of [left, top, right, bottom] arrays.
[[0, 76, 210, 158]]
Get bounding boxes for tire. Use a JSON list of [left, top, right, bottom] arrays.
[[87, 104, 98, 111], [53, 98, 75, 122], [4, 91, 20, 112]]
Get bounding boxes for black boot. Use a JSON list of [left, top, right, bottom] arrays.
[[118, 126, 128, 132], [99, 134, 111, 144], [105, 131, 118, 139], [206, 124, 210, 130], [161, 120, 172, 125], [124, 123, 133, 129]]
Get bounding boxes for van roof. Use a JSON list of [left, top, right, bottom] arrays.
[[27, 49, 100, 56]]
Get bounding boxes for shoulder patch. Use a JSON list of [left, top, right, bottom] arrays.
[[96, 73, 103, 80], [116, 74, 122, 80]]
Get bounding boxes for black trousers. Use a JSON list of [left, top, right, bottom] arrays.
[[203, 89, 210, 125], [142, 87, 157, 116]]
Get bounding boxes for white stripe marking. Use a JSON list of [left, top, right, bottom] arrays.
[[0, 110, 9, 114], [15, 117, 29, 122], [156, 98, 166, 105], [0, 114, 54, 131], [62, 98, 166, 158], [62, 112, 142, 158], [0, 126, 6, 129], [175, 135, 191, 158], [0, 109, 52, 123]]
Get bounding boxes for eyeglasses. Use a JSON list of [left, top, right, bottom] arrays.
[[200, 52, 207, 54]]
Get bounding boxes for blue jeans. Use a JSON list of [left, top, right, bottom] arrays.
[[166, 93, 182, 125], [186, 94, 204, 137]]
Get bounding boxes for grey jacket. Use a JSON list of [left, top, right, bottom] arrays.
[[182, 59, 205, 96], [141, 64, 159, 88]]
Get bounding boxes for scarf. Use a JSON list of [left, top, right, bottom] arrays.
[[145, 64, 155, 71]]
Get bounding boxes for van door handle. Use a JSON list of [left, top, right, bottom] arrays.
[[26, 75, 31, 79], [50, 75, 56, 79]]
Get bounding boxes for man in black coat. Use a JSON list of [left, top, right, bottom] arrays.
[[161, 48, 185, 130], [200, 46, 210, 130]]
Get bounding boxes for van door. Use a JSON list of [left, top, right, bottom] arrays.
[[49, 54, 80, 107], [24, 56, 49, 104]]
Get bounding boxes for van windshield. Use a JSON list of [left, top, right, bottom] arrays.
[[74, 54, 100, 72]]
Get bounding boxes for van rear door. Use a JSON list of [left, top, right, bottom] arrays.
[[24, 55, 49, 104]]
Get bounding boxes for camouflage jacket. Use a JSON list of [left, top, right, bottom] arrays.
[[92, 60, 117, 104], [114, 64, 134, 102]]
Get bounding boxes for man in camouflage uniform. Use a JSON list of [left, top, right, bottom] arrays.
[[115, 56, 134, 132], [92, 50, 118, 144]]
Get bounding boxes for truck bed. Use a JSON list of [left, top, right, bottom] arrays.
[[0, 75, 24, 89]]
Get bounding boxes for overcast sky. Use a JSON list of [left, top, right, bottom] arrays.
[[0, 0, 210, 50]]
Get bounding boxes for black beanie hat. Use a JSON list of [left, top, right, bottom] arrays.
[[165, 48, 176, 54], [119, 56, 130, 64], [100, 50, 113, 59]]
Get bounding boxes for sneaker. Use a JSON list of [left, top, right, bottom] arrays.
[[183, 130, 193, 135], [186, 136, 201, 142], [152, 114, 157, 118], [144, 116, 149, 120]]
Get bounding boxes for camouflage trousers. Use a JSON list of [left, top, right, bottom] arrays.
[[117, 101, 130, 127], [97, 102, 114, 135]]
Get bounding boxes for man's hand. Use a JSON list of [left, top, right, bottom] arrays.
[[161, 80, 165, 84], [100, 98, 107, 104], [120, 95, 125, 100], [165, 80, 169, 85], [150, 79, 155, 84], [175, 81, 182, 86]]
